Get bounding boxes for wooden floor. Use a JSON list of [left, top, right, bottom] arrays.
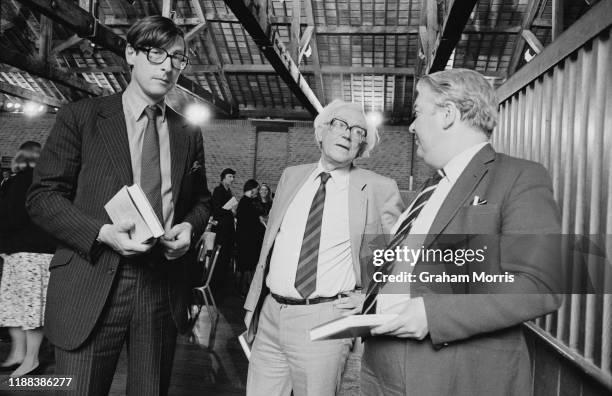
[[0, 295, 362, 396]]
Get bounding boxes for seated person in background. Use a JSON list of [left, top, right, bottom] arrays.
[[244, 100, 404, 396]]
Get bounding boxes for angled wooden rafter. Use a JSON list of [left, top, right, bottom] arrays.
[[428, 0, 479, 72], [188, 0, 235, 106], [223, 0, 322, 116], [15, 0, 237, 115], [508, 0, 546, 76], [0, 81, 65, 107], [0, 49, 107, 96], [303, 0, 324, 101]]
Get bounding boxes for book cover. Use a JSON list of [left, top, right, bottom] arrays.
[[238, 331, 252, 360], [104, 185, 164, 243], [309, 314, 398, 341]]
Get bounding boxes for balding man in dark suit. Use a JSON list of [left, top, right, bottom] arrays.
[[361, 69, 563, 396]]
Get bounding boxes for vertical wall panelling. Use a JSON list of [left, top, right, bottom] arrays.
[[494, 17, 611, 391]]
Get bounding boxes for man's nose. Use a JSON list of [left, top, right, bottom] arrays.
[[408, 121, 416, 134]]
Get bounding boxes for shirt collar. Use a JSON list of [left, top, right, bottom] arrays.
[[314, 160, 350, 188], [123, 84, 167, 122], [441, 142, 490, 183]]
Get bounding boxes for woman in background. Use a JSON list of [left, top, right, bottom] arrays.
[[235, 179, 266, 296], [0, 141, 56, 377], [256, 182, 273, 227]]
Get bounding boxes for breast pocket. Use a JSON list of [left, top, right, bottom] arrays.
[[455, 204, 501, 235]]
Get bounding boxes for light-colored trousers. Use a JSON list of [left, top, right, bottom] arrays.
[[247, 294, 352, 396]]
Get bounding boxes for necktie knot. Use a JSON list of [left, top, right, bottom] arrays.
[[319, 172, 331, 185], [144, 105, 160, 121]]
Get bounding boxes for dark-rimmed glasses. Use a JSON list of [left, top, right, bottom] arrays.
[[135, 46, 190, 70], [329, 118, 367, 139]]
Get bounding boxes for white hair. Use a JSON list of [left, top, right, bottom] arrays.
[[313, 100, 380, 158]]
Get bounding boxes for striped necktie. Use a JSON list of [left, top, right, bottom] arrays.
[[294, 171, 332, 298], [141, 105, 163, 223], [362, 172, 443, 314]]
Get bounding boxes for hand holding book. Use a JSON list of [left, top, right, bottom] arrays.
[[96, 221, 156, 257]]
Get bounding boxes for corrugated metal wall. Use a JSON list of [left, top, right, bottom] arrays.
[[493, 27, 611, 387]]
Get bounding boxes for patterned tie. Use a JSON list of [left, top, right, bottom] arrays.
[[362, 172, 443, 314], [294, 172, 332, 298], [141, 105, 163, 223]]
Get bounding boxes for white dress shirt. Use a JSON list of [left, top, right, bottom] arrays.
[[378, 142, 490, 313], [266, 162, 356, 298], [122, 86, 174, 231]]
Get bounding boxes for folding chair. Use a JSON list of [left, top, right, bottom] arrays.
[[193, 244, 221, 321]]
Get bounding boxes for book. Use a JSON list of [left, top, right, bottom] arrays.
[[309, 314, 398, 341], [238, 331, 252, 360], [222, 196, 239, 211], [104, 184, 165, 244]]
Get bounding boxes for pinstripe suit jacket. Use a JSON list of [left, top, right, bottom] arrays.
[[27, 93, 211, 350]]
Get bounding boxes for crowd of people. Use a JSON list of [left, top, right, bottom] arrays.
[[0, 14, 563, 396]]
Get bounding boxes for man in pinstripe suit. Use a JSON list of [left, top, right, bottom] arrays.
[[27, 16, 211, 395]]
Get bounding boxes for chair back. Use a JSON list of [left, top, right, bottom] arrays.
[[204, 245, 221, 287]]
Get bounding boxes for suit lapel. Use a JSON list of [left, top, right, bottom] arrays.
[[97, 94, 132, 186], [424, 145, 496, 248], [348, 167, 367, 280], [166, 108, 190, 201]]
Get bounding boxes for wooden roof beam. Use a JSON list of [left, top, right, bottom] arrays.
[[318, 26, 418, 35], [552, 0, 564, 40], [190, 64, 415, 75], [0, 49, 107, 96], [223, 0, 322, 116], [521, 29, 544, 54], [189, 0, 236, 107], [508, 0, 545, 76], [0, 81, 65, 107], [428, 0, 479, 72], [15, 0, 237, 115], [51, 34, 84, 55], [303, 0, 323, 102]]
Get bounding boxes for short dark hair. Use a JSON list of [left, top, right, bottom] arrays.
[[126, 16, 186, 52], [19, 141, 41, 151], [220, 168, 236, 180]]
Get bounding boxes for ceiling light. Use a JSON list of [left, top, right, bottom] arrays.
[[366, 111, 384, 128], [184, 103, 211, 125]]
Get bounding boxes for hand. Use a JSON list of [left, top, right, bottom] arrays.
[[370, 297, 429, 339], [160, 222, 192, 260], [333, 291, 366, 316], [97, 222, 155, 257]]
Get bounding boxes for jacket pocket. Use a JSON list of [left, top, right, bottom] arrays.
[[49, 248, 75, 269]]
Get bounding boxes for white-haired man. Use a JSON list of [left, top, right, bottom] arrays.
[[244, 100, 404, 396], [361, 69, 562, 395]]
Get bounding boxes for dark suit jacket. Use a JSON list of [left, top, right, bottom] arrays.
[[368, 145, 562, 396], [27, 93, 211, 350]]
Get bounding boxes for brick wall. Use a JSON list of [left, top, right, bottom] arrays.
[[0, 113, 55, 162], [0, 113, 424, 197], [201, 119, 256, 194]]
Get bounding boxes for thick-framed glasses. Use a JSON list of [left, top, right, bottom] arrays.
[[329, 118, 367, 139], [135, 46, 190, 70]]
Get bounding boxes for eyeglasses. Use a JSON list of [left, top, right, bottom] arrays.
[[329, 118, 367, 139], [135, 46, 190, 70]]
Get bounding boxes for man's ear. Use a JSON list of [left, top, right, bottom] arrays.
[[441, 101, 458, 129], [125, 44, 136, 67]]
